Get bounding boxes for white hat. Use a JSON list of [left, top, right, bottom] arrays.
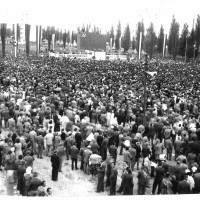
[[192, 166, 197, 173], [26, 166, 32, 174]]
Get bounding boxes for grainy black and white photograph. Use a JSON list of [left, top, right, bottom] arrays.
[[0, 0, 200, 197]]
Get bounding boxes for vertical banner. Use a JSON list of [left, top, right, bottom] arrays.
[[39, 25, 41, 54], [25, 24, 31, 56], [14, 23, 17, 58], [110, 38, 112, 49], [162, 34, 166, 58], [70, 31, 72, 46], [36, 25, 38, 56], [139, 31, 142, 59], [119, 37, 121, 51], [52, 33, 55, 51], [1, 23, 7, 58], [36, 25, 42, 56]]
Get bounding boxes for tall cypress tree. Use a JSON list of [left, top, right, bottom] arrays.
[[168, 15, 180, 60]]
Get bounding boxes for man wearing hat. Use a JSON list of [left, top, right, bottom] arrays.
[[50, 150, 60, 181]]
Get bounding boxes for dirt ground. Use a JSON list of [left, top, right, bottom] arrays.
[[0, 128, 172, 197]]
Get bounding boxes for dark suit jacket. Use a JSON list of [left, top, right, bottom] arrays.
[[70, 145, 79, 159], [178, 180, 190, 194], [50, 154, 60, 168]]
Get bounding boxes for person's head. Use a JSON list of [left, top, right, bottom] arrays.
[[18, 155, 23, 160], [41, 180, 46, 187], [46, 187, 52, 196], [15, 138, 20, 143]]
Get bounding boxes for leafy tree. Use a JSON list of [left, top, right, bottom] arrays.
[[132, 36, 136, 50], [6, 28, 12, 38], [77, 26, 81, 33], [59, 30, 63, 42], [178, 23, 189, 57], [143, 22, 157, 59], [106, 31, 110, 43], [123, 23, 131, 52], [82, 24, 85, 32], [168, 15, 180, 60], [115, 20, 121, 50], [67, 30, 70, 43], [55, 29, 59, 41], [63, 30, 67, 49], [93, 25, 96, 33], [47, 26, 55, 51], [42, 28, 46, 41], [136, 20, 145, 53], [195, 15, 200, 57], [187, 29, 196, 59], [110, 25, 114, 47], [157, 25, 164, 55], [72, 31, 77, 43]]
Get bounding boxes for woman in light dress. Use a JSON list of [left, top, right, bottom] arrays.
[[14, 138, 23, 160]]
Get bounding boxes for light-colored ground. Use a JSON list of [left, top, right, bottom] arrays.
[[0, 128, 176, 196]]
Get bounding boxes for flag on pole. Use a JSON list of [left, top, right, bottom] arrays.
[[145, 71, 157, 77]]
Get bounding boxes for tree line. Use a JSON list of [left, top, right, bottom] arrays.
[[1, 14, 200, 60]]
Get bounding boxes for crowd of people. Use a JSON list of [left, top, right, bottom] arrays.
[[0, 54, 200, 196]]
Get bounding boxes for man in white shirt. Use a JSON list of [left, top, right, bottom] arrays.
[[44, 130, 54, 156]]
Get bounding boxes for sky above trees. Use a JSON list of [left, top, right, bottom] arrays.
[[1, 0, 200, 37]]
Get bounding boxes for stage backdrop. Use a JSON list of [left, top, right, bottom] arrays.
[[77, 32, 106, 51]]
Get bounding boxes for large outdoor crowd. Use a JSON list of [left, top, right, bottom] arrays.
[[0, 54, 200, 196]]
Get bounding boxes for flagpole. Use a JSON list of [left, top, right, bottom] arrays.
[[162, 34, 166, 58], [139, 32, 142, 59], [14, 24, 17, 58], [143, 54, 148, 126]]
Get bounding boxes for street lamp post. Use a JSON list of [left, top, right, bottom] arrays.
[[143, 54, 148, 126]]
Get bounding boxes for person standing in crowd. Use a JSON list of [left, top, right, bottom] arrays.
[[110, 161, 118, 195], [44, 129, 54, 156], [177, 174, 191, 194], [28, 172, 41, 196], [50, 150, 60, 181], [152, 161, 165, 195], [96, 161, 106, 193], [123, 167, 134, 195], [36, 133, 44, 159], [70, 142, 79, 170]]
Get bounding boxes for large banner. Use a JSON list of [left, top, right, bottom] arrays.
[[25, 24, 31, 56], [0, 23, 7, 58], [77, 32, 106, 51]]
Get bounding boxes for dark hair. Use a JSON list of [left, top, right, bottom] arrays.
[[18, 155, 23, 160], [47, 187, 52, 193], [15, 138, 20, 143], [41, 180, 46, 186]]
